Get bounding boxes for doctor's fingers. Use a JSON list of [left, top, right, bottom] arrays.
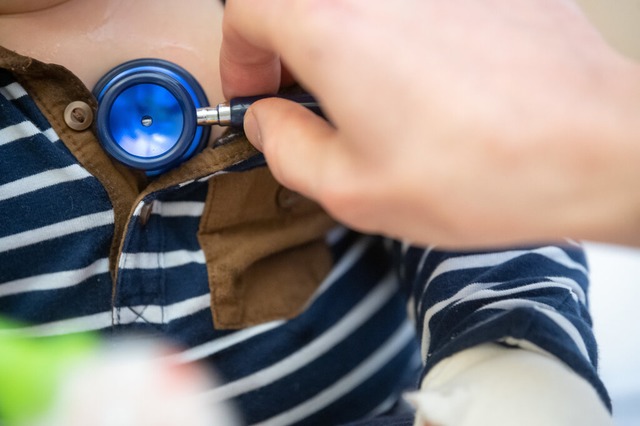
[[220, 0, 395, 100], [243, 96, 366, 213]]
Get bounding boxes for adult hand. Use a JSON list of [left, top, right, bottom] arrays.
[[220, 0, 640, 248]]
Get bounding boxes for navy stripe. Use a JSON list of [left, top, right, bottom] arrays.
[[157, 180, 209, 202], [0, 69, 12, 84], [0, 273, 112, 323], [125, 216, 203, 252], [329, 229, 364, 261], [0, 139, 82, 184], [0, 227, 112, 282], [0, 179, 109, 237], [114, 263, 209, 307], [163, 264, 210, 301], [158, 308, 221, 347]]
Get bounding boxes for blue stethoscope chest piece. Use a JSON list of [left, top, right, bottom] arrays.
[[93, 59, 210, 176]]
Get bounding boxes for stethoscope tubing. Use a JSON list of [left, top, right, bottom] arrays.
[[196, 93, 323, 127]]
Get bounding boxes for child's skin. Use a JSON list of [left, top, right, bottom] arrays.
[[0, 0, 226, 141]]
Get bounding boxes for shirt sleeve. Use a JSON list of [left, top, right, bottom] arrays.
[[395, 241, 611, 410]]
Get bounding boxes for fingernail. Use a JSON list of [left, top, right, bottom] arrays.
[[243, 109, 262, 151]]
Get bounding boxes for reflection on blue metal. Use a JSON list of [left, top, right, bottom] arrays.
[[93, 59, 210, 176]]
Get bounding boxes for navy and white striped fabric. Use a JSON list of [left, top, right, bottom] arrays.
[[398, 243, 610, 408], [0, 68, 609, 425]]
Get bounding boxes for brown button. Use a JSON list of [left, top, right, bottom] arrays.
[[276, 186, 303, 210], [64, 101, 94, 131], [139, 201, 154, 227]]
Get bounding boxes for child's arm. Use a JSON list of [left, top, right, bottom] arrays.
[[408, 343, 611, 426], [396, 242, 612, 425]]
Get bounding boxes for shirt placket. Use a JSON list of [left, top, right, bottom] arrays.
[[112, 195, 166, 329]]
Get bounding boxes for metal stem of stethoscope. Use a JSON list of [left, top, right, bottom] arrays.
[[196, 93, 323, 127]]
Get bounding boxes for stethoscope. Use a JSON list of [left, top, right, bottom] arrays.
[[93, 58, 321, 176]]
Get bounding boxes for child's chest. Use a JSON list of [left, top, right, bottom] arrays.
[[0, 0, 224, 105]]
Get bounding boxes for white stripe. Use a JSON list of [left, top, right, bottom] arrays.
[[131, 201, 145, 216], [0, 164, 92, 202], [419, 281, 506, 357], [417, 246, 588, 314], [179, 169, 228, 188], [564, 239, 582, 247], [154, 201, 205, 217], [0, 210, 114, 253], [478, 299, 591, 363], [537, 246, 589, 275], [0, 258, 109, 297], [364, 394, 401, 421], [400, 241, 411, 256], [119, 249, 206, 270], [0, 293, 212, 337], [115, 294, 211, 325], [169, 320, 286, 364], [164, 294, 211, 322], [364, 350, 422, 419], [0, 121, 43, 146], [325, 225, 348, 246], [0, 120, 59, 145], [0, 82, 28, 100], [546, 276, 586, 304], [194, 170, 229, 184], [451, 281, 582, 307], [305, 236, 375, 306], [406, 246, 434, 296], [0, 311, 114, 337], [178, 179, 196, 187], [131, 201, 205, 218], [204, 273, 399, 403], [42, 128, 59, 142], [419, 279, 582, 357], [252, 321, 416, 426], [405, 247, 435, 327], [415, 247, 433, 274]]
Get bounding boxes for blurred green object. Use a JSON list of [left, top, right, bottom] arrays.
[[0, 319, 97, 425]]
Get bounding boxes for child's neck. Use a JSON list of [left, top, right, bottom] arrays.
[[0, 0, 225, 107]]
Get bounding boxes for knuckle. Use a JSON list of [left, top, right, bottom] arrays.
[[317, 179, 372, 228]]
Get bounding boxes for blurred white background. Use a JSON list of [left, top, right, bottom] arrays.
[[587, 243, 640, 426], [567, 3, 640, 424]]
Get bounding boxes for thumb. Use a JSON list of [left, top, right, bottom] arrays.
[[243, 97, 338, 199]]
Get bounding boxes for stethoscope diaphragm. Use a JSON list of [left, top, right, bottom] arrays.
[[93, 58, 210, 176]]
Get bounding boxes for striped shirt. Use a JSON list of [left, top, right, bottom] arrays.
[[0, 67, 609, 425]]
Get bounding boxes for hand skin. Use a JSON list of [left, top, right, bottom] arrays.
[[220, 0, 640, 249], [0, 0, 69, 13]]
